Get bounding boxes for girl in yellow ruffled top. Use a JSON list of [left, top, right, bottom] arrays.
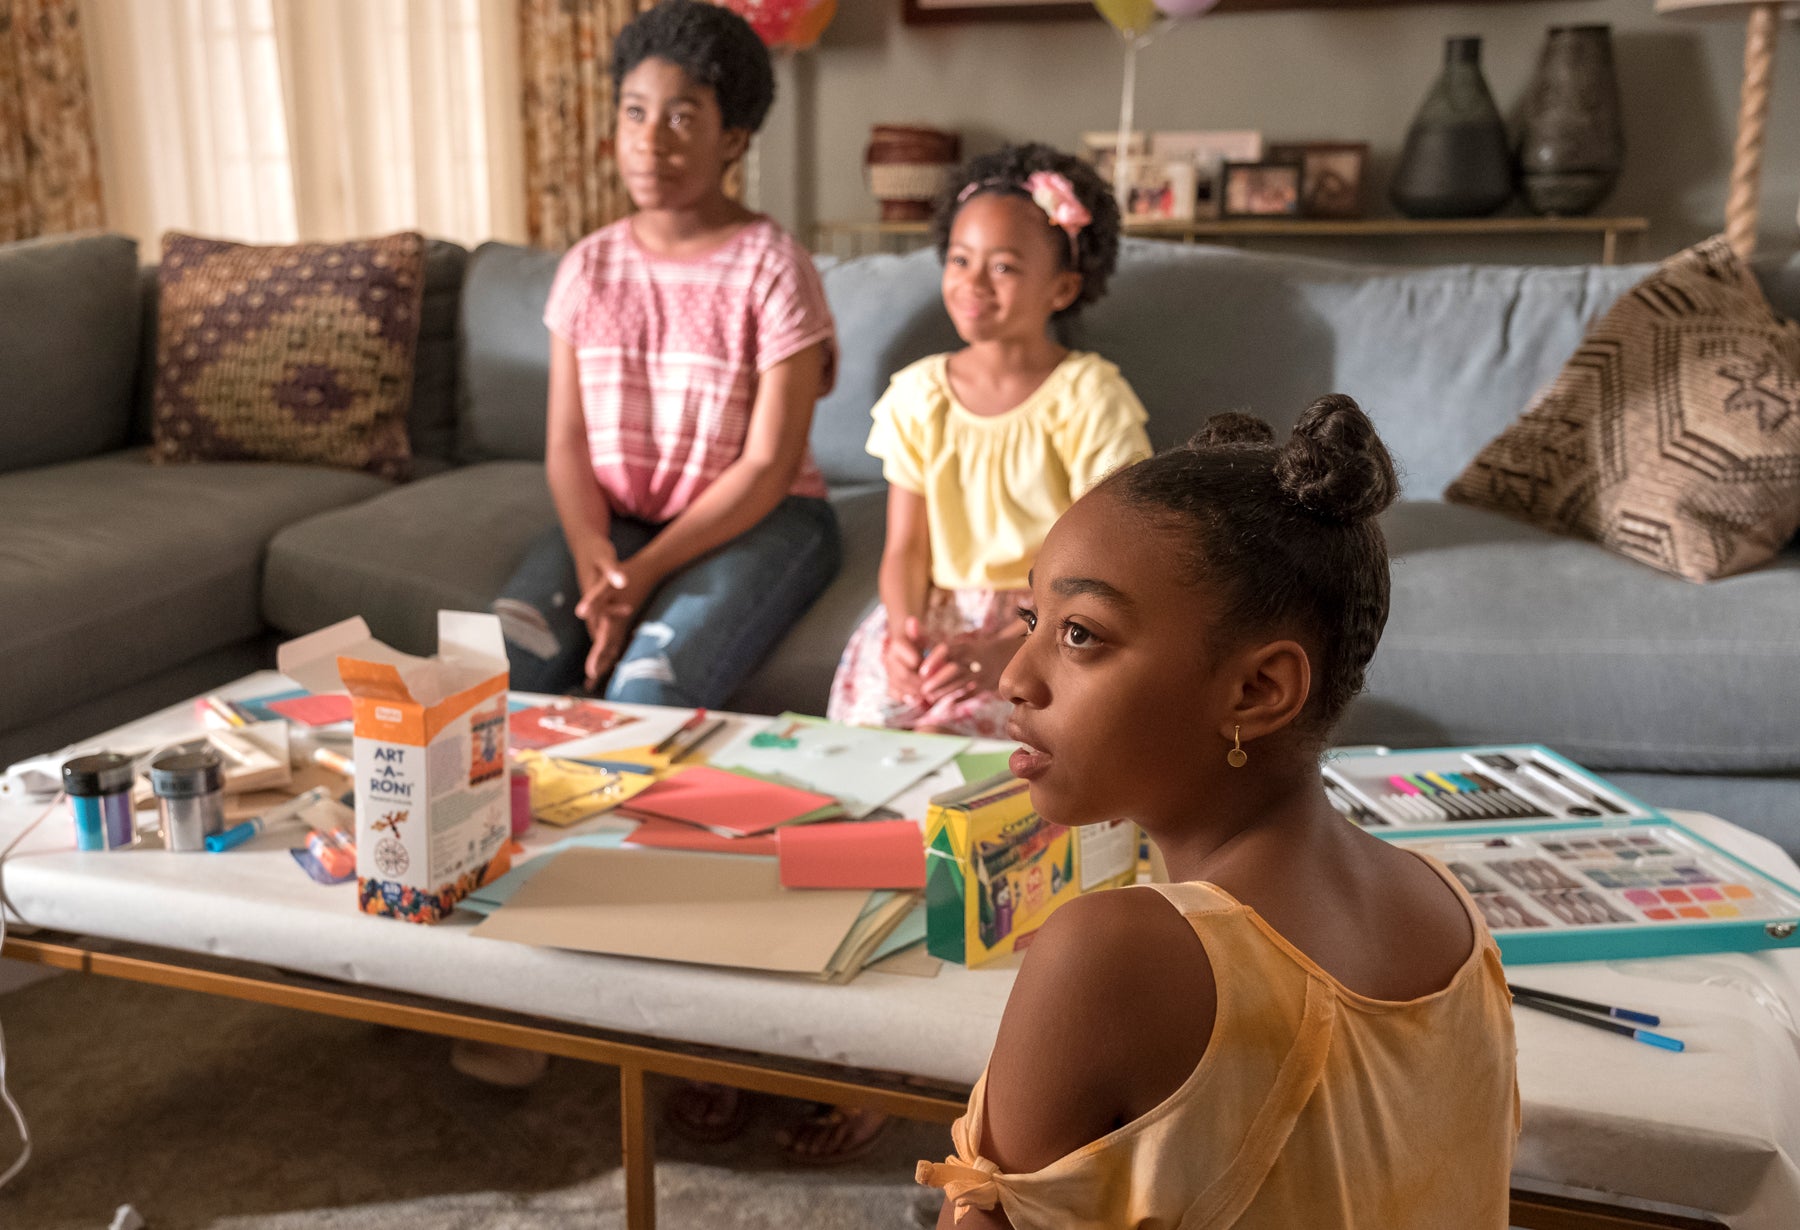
[[918, 399, 1519, 1227], [827, 143, 1152, 740]]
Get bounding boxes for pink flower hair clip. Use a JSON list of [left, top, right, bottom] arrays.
[[956, 171, 1091, 261], [1025, 171, 1091, 260]]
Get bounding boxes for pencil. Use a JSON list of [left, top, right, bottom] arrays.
[[670, 718, 725, 763], [652, 709, 706, 756], [1512, 992, 1683, 1051], [1507, 983, 1660, 1026]]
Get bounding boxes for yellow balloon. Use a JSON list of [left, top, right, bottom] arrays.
[[1092, 0, 1159, 36]]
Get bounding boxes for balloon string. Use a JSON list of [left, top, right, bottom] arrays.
[[1110, 23, 1162, 211], [1113, 37, 1137, 207]]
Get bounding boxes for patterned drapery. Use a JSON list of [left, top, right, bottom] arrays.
[[519, 0, 660, 249], [0, 0, 103, 243]]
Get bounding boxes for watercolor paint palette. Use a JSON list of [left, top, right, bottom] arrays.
[[1381, 823, 1800, 963], [1322, 744, 1657, 831]]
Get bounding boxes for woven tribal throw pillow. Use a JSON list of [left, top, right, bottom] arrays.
[[151, 231, 424, 479], [1446, 236, 1800, 582]]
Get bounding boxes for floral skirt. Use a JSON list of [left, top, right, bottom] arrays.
[[826, 586, 1028, 739]]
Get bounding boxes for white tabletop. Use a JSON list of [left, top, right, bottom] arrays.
[[4, 673, 1799, 1227]]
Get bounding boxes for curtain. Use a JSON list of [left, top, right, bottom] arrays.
[[519, 0, 656, 249], [79, 0, 525, 249], [0, 0, 104, 244]]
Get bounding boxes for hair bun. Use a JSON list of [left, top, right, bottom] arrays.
[[1190, 412, 1277, 448], [1274, 394, 1399, 524]]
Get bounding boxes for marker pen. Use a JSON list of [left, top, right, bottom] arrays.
[[206, 787, 332, 852]]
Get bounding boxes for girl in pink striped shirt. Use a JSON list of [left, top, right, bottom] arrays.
[[493, 0, 840, 705]]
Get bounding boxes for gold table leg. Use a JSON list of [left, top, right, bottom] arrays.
[[621, 1064, 655, 1230]]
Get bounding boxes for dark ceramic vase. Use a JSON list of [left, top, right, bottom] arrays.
[[1390, 36, 1514, 219], [1517, 25, 1624, 216]]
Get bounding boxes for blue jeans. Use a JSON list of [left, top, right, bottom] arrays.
[[496, 496, 841, 706]]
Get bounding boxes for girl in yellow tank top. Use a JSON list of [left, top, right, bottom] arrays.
[[917, 398, 1519, 1228]]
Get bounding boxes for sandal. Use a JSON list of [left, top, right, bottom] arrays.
[[449, 1040, 550, 1088], [665, 1080, 751, 1144], [776, 1103, 891, 1167]]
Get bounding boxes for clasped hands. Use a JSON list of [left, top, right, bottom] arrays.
[[575, 543, 658, 690], [883, 615, 1013, 709]]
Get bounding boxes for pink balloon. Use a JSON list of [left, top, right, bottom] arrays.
[[1154, 0, 1220, 15]]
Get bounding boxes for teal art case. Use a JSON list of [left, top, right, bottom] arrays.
[[1323, 744, 1800, 964]]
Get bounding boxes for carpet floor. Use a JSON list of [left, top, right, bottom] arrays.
[[0, 972, 951, 1229]]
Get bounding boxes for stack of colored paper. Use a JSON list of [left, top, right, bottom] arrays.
[[514, 750, 656, 827], [618, 765, 841, 836], [701, 714, 970, 818], [468, 847, 930, 981]]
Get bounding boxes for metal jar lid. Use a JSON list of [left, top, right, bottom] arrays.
[[62, 752, 136, 797], [149, 749, 224, 798]]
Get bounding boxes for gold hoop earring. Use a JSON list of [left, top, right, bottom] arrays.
[[1227, 726, 1247, 769]]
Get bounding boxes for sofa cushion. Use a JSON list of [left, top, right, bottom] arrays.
[[729, 483, 887, 715], [130, 239, 468, 462], [1336, 500, 1800, 775], [813, 252, 959, 487], [263, 461, 558, 655], [151, 231, 425, 479], [0, 451, 389, 737], [458, 243, 560, 463], [0, 232, 142, 474], [1066, 241, 1660, 495], [1447, 237, 1800, 582]]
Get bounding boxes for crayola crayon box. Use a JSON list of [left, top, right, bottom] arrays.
[[278, 612, 512, 923], [924, 773, 1138, 967]]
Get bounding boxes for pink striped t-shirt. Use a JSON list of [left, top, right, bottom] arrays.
[[543, 216, 836, 524]]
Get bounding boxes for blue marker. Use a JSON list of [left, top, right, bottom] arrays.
[[1512, 988, 1682, 1051], [206, 787, 331, 852]]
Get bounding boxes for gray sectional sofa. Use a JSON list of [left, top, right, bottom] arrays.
[[4, 230, 1797, 852]]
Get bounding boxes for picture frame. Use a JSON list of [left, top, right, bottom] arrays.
[[1080, 130, 1146, 187], [1151, 131, 1264, 221], [1220, 161, 1304, 218], [902, 0, 1525, 24], [1121, 157, 1198, 224], [1266, 141, 1369, 218]]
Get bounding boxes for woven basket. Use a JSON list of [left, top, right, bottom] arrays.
[[866, 124, 960, 221]]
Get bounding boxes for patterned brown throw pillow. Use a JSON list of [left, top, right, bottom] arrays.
[[1446, 236, 1800, 581], [151, 231, 424, 479]]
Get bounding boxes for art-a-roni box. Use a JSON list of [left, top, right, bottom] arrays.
[[924, 773, 1138, 967], [278, 612, 512, 923]]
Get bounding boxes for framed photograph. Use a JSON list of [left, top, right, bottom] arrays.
[[903, 0, 1518, 24], [903, 0, 1093, 22], [1267, 142, 1369, 218], [1151, 131, 1264, 221], [1080, 130, 1146, 187], [1122, 157, 1198, 224], [1151, 130, 1263, 166], [1221, 161, 1303, 218]]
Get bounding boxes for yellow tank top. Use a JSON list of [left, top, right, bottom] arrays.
[[918, 860, 1520, 1229]]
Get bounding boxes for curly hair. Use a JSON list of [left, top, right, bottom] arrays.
[[931, 143, 1122, 319], [1103, 395, 1401, 732], [611, 0, 776, 134]]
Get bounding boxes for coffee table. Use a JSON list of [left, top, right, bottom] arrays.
[[3, 673, 1797, 1230]]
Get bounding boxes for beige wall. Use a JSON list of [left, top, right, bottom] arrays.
[[755, 0, 1800, 265]]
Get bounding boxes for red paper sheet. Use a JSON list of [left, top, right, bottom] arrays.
[[266, 694, 354, 726], [509, 701, 633, 750], [623, 818, 778, 857], [624, 766, 838, 836], [778, 820, 926, 891]]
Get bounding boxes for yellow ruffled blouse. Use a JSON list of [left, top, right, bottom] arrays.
[[866, 352, 1153, 591]]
